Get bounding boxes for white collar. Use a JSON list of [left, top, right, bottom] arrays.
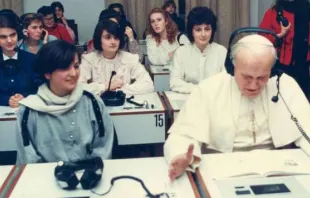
[[3, 52, 18, 61]]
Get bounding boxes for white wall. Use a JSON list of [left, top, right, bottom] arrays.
[[24, 0, 105, 43], [250, 0, 273, 27]]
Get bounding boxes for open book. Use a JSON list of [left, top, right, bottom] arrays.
[[205, 149, 310, 180]]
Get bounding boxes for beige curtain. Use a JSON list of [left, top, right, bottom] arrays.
[[186, 0, 250, 47], [105, 0, 167, 39], [0, 0, 23, 16]]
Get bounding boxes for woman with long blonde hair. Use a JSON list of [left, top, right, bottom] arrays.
[[146, 8, 189, 66]]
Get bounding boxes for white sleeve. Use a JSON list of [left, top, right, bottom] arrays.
[[146, 36, 170, 65], [121, 62, 155, 95], [179, 34, 191, 46], [290, 79, 310, 156], [170, 48, 197, 93], [79, 54, 106, 95], [164, 85, 210, 168]]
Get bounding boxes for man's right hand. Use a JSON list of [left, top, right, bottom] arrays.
[[168, 144, 194, 181]]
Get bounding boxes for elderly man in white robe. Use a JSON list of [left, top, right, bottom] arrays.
[[164, 34, 310, 180]]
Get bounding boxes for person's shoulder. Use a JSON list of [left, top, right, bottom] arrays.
[[146, 34, 155, 41], [82, 51, 101, 61], [118, 50, 139, 64], [175, 43, 192, 54], [280, 73, 300, 88], [199, 72, 230, 90], [47, 35, 58, 41], [18, 49, 36, 61], [210, 42, 227, 52]]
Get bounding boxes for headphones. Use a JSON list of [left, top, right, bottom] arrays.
[[54, 156, 103, 190], [225, 27, 281, 78]]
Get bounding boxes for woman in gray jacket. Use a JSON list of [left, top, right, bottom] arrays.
[[15, 40, 114, 164]]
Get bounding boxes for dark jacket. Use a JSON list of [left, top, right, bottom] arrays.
[[0, 50, 39, 106]]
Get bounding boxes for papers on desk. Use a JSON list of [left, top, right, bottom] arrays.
[[205, 149, 310, 180]]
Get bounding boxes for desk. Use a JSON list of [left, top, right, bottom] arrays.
[[0, 165, 17, 197], [196, 149, 310, 198], [162, 91, 189, 124], [150, 65, 170, 92], [0, 107, 17, 152], [107, 92, 167, 145], [7, 157, 199, 198]]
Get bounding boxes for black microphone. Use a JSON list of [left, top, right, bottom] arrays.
[[107, 71, 117, 91], [271, 69, 283, 103], [101, 71, 126, 106]]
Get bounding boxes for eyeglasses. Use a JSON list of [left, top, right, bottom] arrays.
[[44, 16, 54, 22]]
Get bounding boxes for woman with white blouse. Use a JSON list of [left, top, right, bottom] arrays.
[[170, 6, 227, 94], [146, 8, 190, 66], [79, 20, 154, 96]]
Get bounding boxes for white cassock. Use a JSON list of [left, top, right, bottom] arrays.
[[164, 72, 310, 169]]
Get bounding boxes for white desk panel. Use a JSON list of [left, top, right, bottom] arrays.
[[9, 157, 197, 198]]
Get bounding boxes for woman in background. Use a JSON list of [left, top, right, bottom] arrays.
[[0, 11, 39, 107], [51, 1, 76, 42], [170, 6, 227, 94], [146, 8, 190, 66], [260, 0, 310, 100], [79, 20, 154, 96], [20, 13, 57, 54]]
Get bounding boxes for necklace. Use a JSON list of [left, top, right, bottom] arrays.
[[250, 109, 257, 143]]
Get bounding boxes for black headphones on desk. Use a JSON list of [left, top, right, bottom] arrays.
[[225, 27, 281, 78], [54, 156, 104, 190]]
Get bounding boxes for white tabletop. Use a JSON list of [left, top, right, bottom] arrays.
[[107, 92, 165, 115], [163, 91, 189, 112], [198, 149, 310, 198], [9, 157, 196, 198], [0, 165, 13, 189], [0, 106, 17, 120]]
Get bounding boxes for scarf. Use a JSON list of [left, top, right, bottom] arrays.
[[19, 83, 84, 115]]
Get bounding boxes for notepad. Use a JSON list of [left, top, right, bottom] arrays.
[[205, 149, 310, 180]]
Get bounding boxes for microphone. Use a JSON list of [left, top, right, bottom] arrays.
[[271, 69, 283, 103], [101, 71, 126, 106], [271, 72, 310, 144], [107, 71, 117, 91]]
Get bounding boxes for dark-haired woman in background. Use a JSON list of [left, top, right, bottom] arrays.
[[50, 1, 76, 42], [162, 0, 185, 33], [260, 0, 310, 100], [108, 3, 138, 40], [86, 9, 143, 62], [146, 8, 190, 66], [79, 20, 154, 95], [37, 5, 74, 44], [20, 13, 57, 54], [16, 40, 114, 164], [170, 6, 226, 94], [0, 11, 39, 107]]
